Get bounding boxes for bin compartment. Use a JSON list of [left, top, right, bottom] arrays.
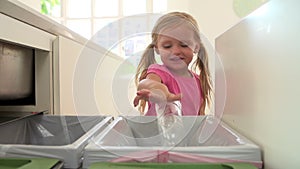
[[0, 115, 112, 168], [83, 116, 262, 168]]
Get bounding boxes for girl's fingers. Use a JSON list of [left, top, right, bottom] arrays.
[[133, 89, 151, 107], [133, 95, 141, 107], [137, 89, 151, 96]]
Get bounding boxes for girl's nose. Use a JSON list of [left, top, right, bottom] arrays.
[[172, 45, 181, 55]]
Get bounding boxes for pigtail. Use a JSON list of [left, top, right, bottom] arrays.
[[135, 43, 156, 113], [135, 44, 155, 84], [193, 42, 213, 115]]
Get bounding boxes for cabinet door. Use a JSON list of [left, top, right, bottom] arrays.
[[53, 36, 126, 116]]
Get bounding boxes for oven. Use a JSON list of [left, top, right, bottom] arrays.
[[0, 12, 55, 117]]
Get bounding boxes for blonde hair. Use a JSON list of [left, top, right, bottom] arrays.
[[135, 12, 213, 115]]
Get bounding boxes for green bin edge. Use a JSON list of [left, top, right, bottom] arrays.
[[0, 158, 61, 169]]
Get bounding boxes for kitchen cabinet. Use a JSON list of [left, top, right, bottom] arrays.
[[53, 36, 123, 116]]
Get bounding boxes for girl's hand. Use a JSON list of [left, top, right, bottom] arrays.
[[133, 79, 181, 107]]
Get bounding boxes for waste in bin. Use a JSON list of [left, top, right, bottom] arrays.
[[0, 115, 113, 169]]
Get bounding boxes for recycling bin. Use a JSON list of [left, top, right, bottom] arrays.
[[82, 116, 262, 169], [0, 115, 112, 168]]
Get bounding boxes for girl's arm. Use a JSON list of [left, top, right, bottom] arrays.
[[133, 73, 181, 107]]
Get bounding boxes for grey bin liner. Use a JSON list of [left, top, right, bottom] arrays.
[[86, 116, 241, 147], [0, 115, 113, 169], [82, 116, 262, 169]]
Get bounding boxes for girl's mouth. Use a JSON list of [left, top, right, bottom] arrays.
[[170, 56, 184, 61]]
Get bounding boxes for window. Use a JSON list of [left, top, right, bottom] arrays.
[[42, 0, 167, 58]]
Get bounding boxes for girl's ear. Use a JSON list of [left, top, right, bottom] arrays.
[[194, 44, 200, 53]]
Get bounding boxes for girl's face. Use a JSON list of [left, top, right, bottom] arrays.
[[155, 25, 199, 76]]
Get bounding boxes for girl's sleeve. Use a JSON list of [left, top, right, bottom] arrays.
[[147, 64, 170, 83], [147, 64, 180, 94]]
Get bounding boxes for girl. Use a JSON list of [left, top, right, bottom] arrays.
[[133, 12, 213, 116]]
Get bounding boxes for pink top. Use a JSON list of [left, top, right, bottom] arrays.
[[144, 64, 202, 116]]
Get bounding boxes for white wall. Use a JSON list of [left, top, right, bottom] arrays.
[[167, 0, 240, 45], [216, 1, 300, 168], [20, 0, 241, 46]]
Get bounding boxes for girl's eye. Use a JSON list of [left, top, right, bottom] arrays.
[[162, 44, 172, 48], [180, 43, 189, 47], [181, 44, 189, 47]]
